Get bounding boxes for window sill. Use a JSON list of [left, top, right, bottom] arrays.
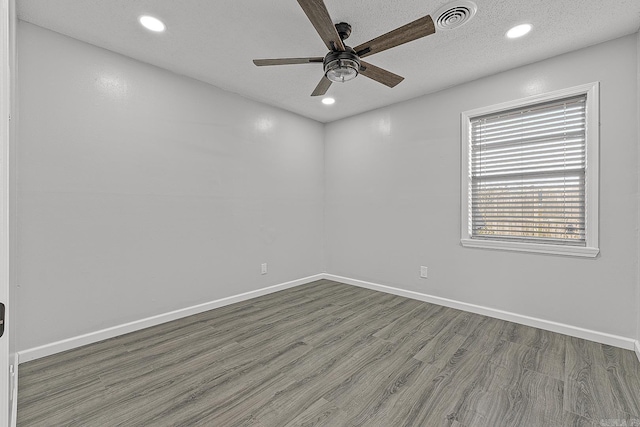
[[460, 238, 599, 258]]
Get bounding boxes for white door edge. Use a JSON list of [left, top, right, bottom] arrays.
[[0, 0, 13, 425]]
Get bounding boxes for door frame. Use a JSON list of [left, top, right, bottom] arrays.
[[0, 0, 14, 425]]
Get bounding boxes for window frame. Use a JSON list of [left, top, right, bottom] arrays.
[[460, 82, 600, 257]]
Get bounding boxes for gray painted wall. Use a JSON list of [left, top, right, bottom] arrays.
[[15, 21, 640, 353], [15, 22, 325, 351], [325, 35, 638, 340]]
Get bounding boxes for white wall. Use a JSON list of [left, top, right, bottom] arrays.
[[325, 35, 639, 340], [15, 22, 324, 352]]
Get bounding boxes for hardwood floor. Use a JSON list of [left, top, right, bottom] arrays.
[[17, 280, 640, 426]]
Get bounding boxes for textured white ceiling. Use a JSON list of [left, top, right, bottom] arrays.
[[17, 0, 640, 123]]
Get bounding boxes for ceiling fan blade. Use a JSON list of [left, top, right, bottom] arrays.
[[354, 15, 435, 58], [311, 76, 332, 96], [297, 0, 345, 52], [253, 57, 324, 66], [359, 61, 404, 88]]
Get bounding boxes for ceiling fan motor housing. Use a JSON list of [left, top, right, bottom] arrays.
[[323, 47, 361, 83]]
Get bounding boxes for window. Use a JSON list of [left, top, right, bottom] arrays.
[[461, 83, 599, 257]]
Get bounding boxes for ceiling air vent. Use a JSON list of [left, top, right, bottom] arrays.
[[434, 1, 477, 30]]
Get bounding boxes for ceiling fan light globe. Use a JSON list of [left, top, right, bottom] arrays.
[[324, 58, 360, 83]]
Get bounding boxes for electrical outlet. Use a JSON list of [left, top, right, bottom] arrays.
[[261, 263, 268, 275], [420, 266, 428, 278]]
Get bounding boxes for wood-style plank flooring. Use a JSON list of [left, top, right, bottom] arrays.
[[17, 280, 640, 426]]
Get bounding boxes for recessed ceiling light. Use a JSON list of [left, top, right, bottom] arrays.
[[139, 15, 166, 32], [322, 97, 335, 105], [506, 24, 532, 39]]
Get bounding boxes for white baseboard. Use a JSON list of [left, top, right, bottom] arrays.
[[17, 272, 639, 363], [323, 274, 637, 351], [18, 274, 325, 363]]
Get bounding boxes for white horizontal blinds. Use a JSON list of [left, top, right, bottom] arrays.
[[470, 95, 587, 245]]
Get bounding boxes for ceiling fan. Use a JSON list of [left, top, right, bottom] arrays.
[[253, 0, 436, 96]]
